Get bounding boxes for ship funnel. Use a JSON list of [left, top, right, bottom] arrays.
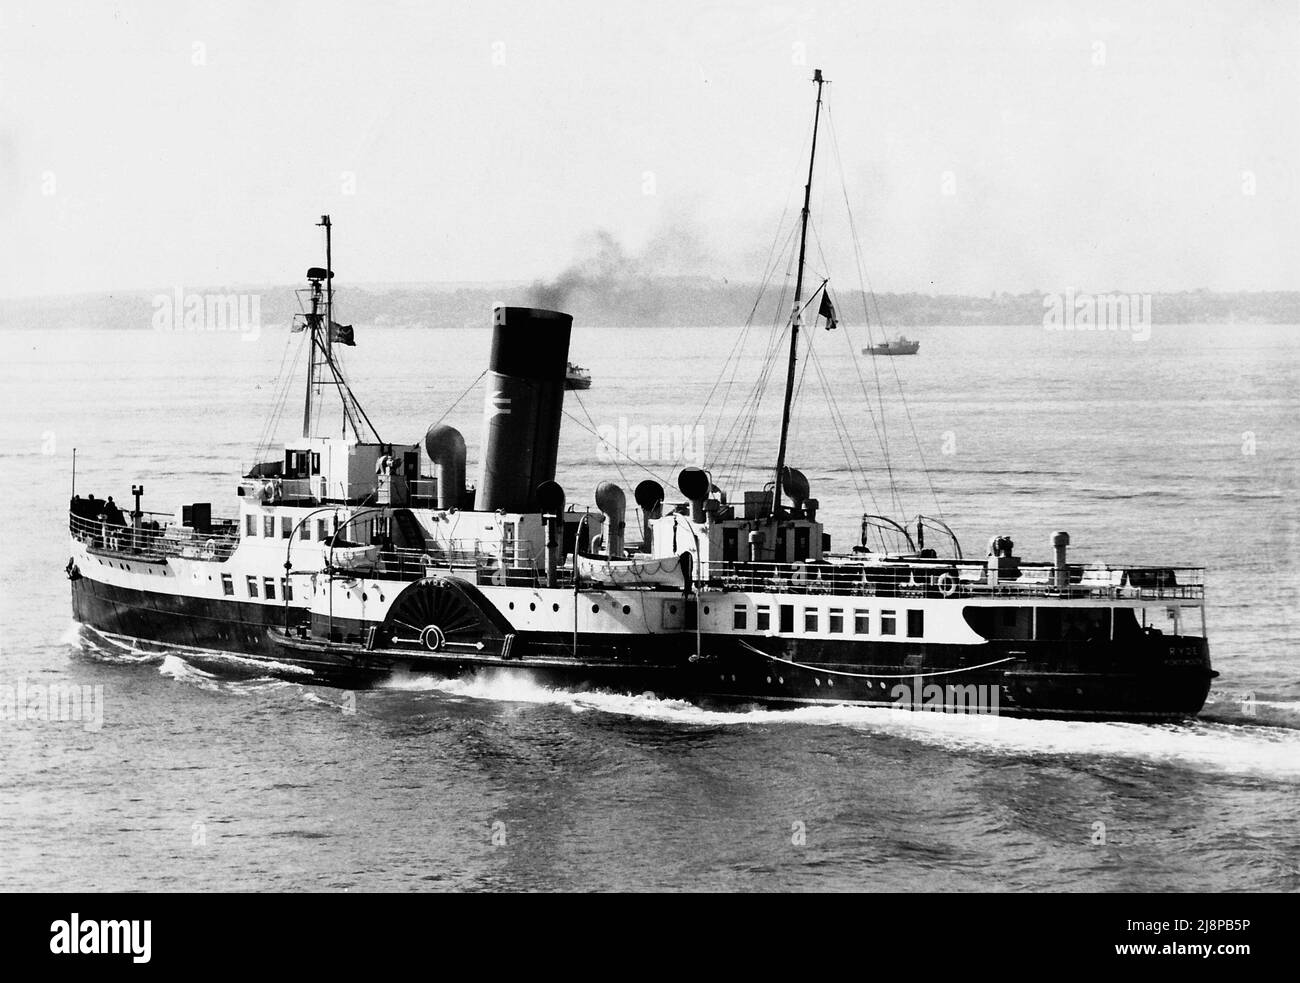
[[594, 482, 626, 558], [424, 424, 467, 509], [677, 467, 709, 523], [634, 479, 664, 550], [476, 306, 573, 513]]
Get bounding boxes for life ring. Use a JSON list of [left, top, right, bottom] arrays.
[[201, 539, 217, 560], [936, 572, 957, 597], [791, 562, 807, 583], [490, 567, 506, 586]]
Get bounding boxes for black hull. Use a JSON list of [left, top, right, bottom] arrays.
[[70, 576, 1214, 721]]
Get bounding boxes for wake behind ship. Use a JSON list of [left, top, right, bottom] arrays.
[[66, 72, 1215, 721]]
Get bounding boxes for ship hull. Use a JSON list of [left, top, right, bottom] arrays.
[[71, 575, 1213, 720]]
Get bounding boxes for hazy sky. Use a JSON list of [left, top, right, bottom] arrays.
[[1, 0, 1296, 298]]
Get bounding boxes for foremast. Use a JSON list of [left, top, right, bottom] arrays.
[[295, 215, 380, 443]]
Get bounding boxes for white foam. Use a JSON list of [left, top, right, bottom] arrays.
[[159, 654, 220, 686], [383, 668, 1300, 781]]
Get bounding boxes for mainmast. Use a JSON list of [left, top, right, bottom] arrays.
[[771, 68, 826, 519]]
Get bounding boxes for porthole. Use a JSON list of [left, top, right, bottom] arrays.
[[591, 604, 599, 614], [362, 593, 368, 602], [815, 678, 821, 687], [766, 676, 772, 684], [828, 678, 834, 687], [552, 603, 560, 613], [529, 602, 536, 611], [669, 604, 677, 614], [622, 605, 631, 615], [778, 676, 784, 685], [703, 605, 710, 615], [379, 595, 385, 603], [508, 602, 514, 610]]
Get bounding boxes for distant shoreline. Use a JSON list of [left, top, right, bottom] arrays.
[[2, 283, 1297, 329]]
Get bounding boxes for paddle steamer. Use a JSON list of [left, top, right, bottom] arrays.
[[67, 72, 1214, 719]]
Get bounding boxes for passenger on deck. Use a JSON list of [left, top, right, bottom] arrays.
[[104, 496, 126, 527]]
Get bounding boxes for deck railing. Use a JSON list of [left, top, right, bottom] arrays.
[[708, 559, 1204, 601], [69, 510, 240, 562], [364, 540, 548, 587]]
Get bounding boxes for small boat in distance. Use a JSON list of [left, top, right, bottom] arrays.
[[865, 336, 920, 356], [565, 362, 592, 390]]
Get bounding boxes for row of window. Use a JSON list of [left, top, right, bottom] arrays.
[[732, 602, 923, 638], [221, 573, 293, 601], [244, 514, 335, 541], [243, 513, 390, 542]]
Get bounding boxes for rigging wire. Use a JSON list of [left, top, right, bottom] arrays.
[[826, 97, 947, 521], [427, 369, 488, 433]]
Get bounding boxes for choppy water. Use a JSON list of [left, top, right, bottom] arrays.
[[0, 321, 1297, 891]]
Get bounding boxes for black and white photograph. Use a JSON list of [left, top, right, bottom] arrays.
[[0, 0, 1294, 948]]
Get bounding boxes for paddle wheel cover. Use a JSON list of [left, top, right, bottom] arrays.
[[382, 576, 513, 654]]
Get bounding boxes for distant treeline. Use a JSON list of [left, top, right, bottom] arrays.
[[3, 280, 1298, 330]]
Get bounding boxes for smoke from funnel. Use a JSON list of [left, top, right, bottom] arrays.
[[527, 222, 713, 314]]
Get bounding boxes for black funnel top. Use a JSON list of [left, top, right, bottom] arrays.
[[489, 307, 572, 380]]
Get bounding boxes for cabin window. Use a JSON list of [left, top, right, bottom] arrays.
[[779, 604, 794, 633], [881, 610, 897, 636], [281, 578, 293, 602], [828, 609, 844, 634], [245, 514, 257, 537], [246, 576, 259, 598], [795, 526, 810, 561], [316, 519, 328, 542], [281, 516, 293, 539], [733, 604, 747, 630], [756, 605, 771, 631], [804, 608, 819, 633], [263, 516, 275, 538], [285, 450, 310, 478], [310, 452, 320, 475], [263, 577, 276, 600], [221, 574, 234, 596], [299, 522, 309, 540], [907, 609, 924, 638], [723, 527, 739, 562], [854, 610, 869, 634]]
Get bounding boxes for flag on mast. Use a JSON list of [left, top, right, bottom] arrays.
[[329, 321, 355, 346], [818, 288, 837, 330]]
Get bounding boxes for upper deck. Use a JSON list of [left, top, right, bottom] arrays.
[[69, 509, 240, 563]]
